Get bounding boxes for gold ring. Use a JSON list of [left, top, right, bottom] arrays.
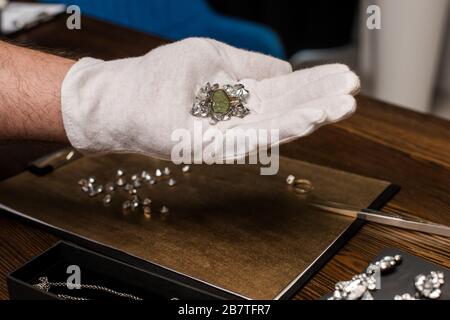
[[293, 179, 314, 194]]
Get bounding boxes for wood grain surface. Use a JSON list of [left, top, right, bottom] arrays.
[[0, 14, 449, 300]]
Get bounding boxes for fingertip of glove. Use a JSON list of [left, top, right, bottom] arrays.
[[336, 71, 361, 95], [325, 95, 357, 123], [275, 59, 293, 75], [348, 72, 361, 95]]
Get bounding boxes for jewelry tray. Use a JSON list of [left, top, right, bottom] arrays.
[[0, 152, 399, 299], [322, 248, 450, 299], [8, 241, 232, 300]]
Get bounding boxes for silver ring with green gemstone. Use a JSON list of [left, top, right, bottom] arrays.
[[191, 82, 250, 125]]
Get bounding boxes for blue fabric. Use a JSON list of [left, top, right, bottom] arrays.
[[40, 0, 285, 58]]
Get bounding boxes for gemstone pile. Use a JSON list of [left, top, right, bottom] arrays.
[[78, 165, 191, 218]]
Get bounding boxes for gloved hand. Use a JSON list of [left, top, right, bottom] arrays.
[[61, 38, 360, 161]]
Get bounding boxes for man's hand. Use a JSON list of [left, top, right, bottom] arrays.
[[0, 38, 359, 161], [0, 41, 74, 141], [61, 38, 359, 160]]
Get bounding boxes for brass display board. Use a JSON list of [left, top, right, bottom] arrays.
[[0, 154, 394, 299]]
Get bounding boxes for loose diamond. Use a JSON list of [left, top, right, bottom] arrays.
[[163, 167, 171, 176], [142, 198, 152, 206], [105, 182, 115, 193], [141, 171, 150, 179], [96, 185, 104, 194], [116, 169, 124, 177], [155, 169, 162, 177], [286, 175, 295, 185], [122, 200, 131, 210], [131, 196, 141, 210], [133, 179, 142, 188], [116, 177, 126, 187], [192, 101, 203, 116], [103, 194, 112, 205], [167, 178, 176, 187], [160, 206, 169, 214], [182, 165, 190, 173]]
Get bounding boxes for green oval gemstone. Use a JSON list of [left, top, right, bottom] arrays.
[[211, 89, 231, 114]]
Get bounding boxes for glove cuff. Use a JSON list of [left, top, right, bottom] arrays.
[[61, 57, 105, 154]]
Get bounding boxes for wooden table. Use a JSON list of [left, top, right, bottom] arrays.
[[0, 15, 449, 300]]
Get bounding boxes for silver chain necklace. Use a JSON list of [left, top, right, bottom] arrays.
[[34, 277, 143, 301]]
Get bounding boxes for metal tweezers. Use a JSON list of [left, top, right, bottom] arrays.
[[310, 199, 450, 237]]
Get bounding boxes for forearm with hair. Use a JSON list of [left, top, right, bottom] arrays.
[[0, 41, 75, 142]]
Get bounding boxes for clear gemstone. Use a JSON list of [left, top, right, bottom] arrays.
[[361, 291, 374, 300], [160, 206, 169, 214], [200, 104, 210, 117], [142, 198, 152, 206], [129, 188, 138, 195], [182, 165, 190, 173], [163, 167, 171, 176], [124, 183, 133, 191], [286, 175, 295, 185], [234, 86, 249, 100], [232, 104, 250, 118], [87, 184, 96, 197], [428, 289, 441, 299], [131, 196, 140, 210], [103, 194, 112, 205], [131, 174, 139, 181], [116, 177, 126, 187], [122, 200, 131, 210], [167, 178, 176, 187], [88, 176, 96, 184], [116, 169, 124, 177], [133, 179, 142, 188], [105, 182, 115, 193], [345, 279, 367, 300], [155, 169, 162, 177], [197, 82, 211, 100], [223, 84, 234, 94], [192, 101, 203, 116]]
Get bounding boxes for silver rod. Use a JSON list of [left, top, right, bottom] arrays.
[[311, 202, 450, 237]]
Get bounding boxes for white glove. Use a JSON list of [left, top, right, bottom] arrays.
[[61, 38, 360, 161]]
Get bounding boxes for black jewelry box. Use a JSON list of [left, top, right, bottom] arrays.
[[7, 241, 241, 300]]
